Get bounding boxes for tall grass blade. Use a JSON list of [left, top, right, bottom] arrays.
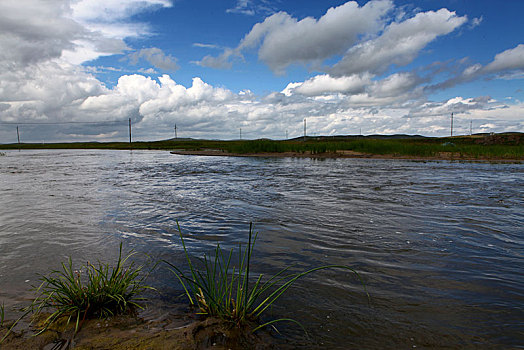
[[252, 318, 308, 335], [165, 223, 368, 335]]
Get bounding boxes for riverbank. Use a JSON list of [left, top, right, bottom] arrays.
[[1, 133, 522, 162], [170, 149, 524, 162], [0, 314, 275, 349]]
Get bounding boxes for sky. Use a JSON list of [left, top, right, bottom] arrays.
[[0, 0, 523, 143]]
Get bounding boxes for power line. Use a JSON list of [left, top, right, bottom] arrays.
[[0, 120, 127, 125], [1, 120, 131, 144]]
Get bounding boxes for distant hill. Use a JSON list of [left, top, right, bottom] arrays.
[[288, 134, 428, 141]]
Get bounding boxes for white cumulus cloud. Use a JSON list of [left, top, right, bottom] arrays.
[[284, 74, 372, 96], [484, 44, 524, 73], [198, 0, 393, 73], [330, 9, 467, 76]]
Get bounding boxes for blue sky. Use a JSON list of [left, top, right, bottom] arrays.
[[0, 0, 523, 142]]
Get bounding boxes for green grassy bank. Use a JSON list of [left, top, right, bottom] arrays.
[[0, 133, 522, 160]]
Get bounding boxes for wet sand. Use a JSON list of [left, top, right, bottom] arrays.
[[0, 315, 276, 349]]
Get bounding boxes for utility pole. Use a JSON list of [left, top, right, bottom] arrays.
[[470, 120, 472, 136], [450, 112, 454, 137], [240, 128, 242, 140], [128, 118, 132, 144], [303, 118, 306, 141], [174, 124, 177, 139], [286, 130, 288, 140], [16, 126, 20, 144]]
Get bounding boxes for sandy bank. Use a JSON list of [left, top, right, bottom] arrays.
[[0, 314, 276, 349]]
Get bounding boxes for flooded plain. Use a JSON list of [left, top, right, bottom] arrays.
[[0, 150, 522, 348]]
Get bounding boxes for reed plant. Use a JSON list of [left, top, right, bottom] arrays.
[[165, 223, 368, 333], [30, 243, 153, 334]]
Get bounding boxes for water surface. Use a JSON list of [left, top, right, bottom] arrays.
[[0, 150, 522, 348]]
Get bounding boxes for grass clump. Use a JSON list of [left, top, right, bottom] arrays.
[[165, 223, 368, 334], [30, 243, 153, 334]]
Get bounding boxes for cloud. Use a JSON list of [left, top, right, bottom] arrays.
[[484, 44, 524, 73], [200, 0, 393, 73], [226, 0, 278, 16], [139, 68, 158, 74], [195, 48, 240, 69], [371, 72, 423, 98], [71, 0, 172, 23], [283, 74, 372, 96], [0, 0, 84, 67], [330, 9, 467, 76], [127, 48, 179, 71], [283, 72, 423, 103], [200, 2, 468, 77], [0, 60, 103, 106], [407, 96, 493, 118], [226, 0, 255, 16], [113, 75, 521, 139], [137, 75, 234, 116], [66, 0, 173, 64], [0, 0, 173, 67], [427, 44, 524, 92], [193, 43, 221, 49], [1, 67, 521, 142], [0, 0, 521, 142], [469, 16, 483, 29]]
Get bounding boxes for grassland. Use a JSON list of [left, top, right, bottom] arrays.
[[0, 133, 522, 160]]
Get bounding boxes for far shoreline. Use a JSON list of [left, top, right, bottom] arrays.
[[170, 149, 524, 163]]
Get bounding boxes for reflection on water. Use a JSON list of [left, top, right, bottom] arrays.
[[0, 150, 523, 348]]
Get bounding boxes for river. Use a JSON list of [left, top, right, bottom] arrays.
[[0, 150, 522, 348]]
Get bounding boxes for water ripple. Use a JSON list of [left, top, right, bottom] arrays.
[[0, 150, 522, 348]]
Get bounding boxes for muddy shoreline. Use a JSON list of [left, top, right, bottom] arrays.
[[0, 314, 278, 349], [170, 149, 523, 162]]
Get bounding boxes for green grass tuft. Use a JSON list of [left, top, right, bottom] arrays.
[[164, 223, 368, 334], [30, 243, 153, 335]]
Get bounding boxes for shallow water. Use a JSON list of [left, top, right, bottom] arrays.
[[0, 150, 522, 348]]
